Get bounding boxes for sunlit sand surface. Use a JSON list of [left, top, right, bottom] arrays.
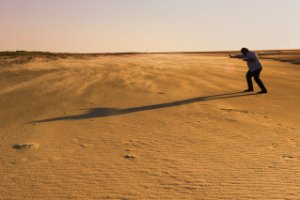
[[0, 52, 299, 199]]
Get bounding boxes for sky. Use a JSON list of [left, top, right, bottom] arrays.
[[1, 0, 299, 53]]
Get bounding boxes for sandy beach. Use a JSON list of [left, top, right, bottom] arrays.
[[0, 52, 300, 199]]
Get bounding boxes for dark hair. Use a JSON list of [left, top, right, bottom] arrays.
[[241, 48, 249, 55]]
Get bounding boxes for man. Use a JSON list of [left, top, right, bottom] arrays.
[[230, 48, 268, 94]]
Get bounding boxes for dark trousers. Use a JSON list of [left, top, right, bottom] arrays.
[[246, 69, 267, 91]]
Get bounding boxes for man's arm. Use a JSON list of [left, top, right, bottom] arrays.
[[229, 54, 253, 62], [229, 54, 244, 59]]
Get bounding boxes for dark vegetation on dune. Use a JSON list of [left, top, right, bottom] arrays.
[[256, 50, 300, 65], [0, 51, 144, 57], [1, 50, 300, 65]]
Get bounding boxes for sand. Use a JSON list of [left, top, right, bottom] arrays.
[[0, 52, 300, 199]]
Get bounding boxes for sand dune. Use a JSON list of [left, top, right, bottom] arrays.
[[0, 52, 300, 199]]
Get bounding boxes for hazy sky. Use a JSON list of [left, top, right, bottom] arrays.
[[1, 0, 299, 52]]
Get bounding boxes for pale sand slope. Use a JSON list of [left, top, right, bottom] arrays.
[[0, 54, 299, 199]]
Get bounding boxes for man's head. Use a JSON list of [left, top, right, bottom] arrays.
[[241, 48, 249, 56]]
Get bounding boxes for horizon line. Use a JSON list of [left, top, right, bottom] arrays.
[[1, 48, 300, 55]]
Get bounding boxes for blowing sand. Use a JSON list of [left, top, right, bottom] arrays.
[[0, 53, 299, 199]]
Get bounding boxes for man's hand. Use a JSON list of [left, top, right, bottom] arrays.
[[230, 54, 245, 59]]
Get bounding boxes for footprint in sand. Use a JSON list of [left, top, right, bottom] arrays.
[[287, 139, 297, 147], [282, 155, 294, 161], [277, 124, 295, 132], [73, 137, 83, 142], [124, 154, 137, 160], [12, 143, 39, 150], [125, 140, 149, 148], [158, 92, 166, 95], [72, 138, 88, 148], [268, 142, 278, 149], [79, 144, 88, 148], [220, 108, 249, 114]]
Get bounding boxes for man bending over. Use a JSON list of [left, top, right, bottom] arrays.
[[230, 48, 268, 94]]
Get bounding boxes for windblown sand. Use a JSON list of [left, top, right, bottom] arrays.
[[0, 54, 299, 199]]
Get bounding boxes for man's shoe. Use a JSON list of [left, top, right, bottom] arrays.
[[257, 90, 268, 94], [243, 89, 254, 92]]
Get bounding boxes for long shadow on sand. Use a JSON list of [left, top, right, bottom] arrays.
[[32, 92, 259, 123]]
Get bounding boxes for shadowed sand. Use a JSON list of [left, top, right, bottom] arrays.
[[0, 52, 300, 199], [32, 92, 258, 123]]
